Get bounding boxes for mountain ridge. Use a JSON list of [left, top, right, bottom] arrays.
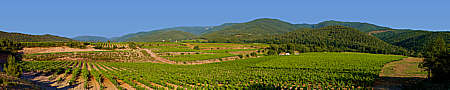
[[0, 31, 75, 42], [72, 35, 109, 42]]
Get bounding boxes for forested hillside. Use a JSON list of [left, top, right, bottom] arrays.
[[72, 36, 109, 42], [112, 23, 235, 41], [112, 18, 393, 43], [311, 20, 390, 32], [373, 30, 450, 57], [0, 31, 75, 42], [259, 26, 408, 55], [203, 18, 299, 43]]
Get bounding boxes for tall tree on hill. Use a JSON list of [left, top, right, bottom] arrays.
[[0, 39, 23, 52], [420, 36, 449, 82], [0, 39, 23, 76]]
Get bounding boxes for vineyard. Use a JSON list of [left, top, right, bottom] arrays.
[[19, 52, 406, 89], [23, 50, 156, 62], [0, 6, 447, 89]]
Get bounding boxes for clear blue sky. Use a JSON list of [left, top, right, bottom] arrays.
[[0, 0, 449, 38]]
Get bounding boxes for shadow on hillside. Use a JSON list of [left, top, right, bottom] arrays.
[[21, 72, 78, 90]]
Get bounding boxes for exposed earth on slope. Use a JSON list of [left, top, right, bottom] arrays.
[[373, 57, 427, 89]]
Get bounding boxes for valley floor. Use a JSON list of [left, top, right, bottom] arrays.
[[11, 44, 434, 89]]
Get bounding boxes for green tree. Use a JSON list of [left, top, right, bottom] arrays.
[[421, 36, 449, 82], [128, 42, 137, 49], [4, 55, 22, 77], [193, 46, 200, 50]]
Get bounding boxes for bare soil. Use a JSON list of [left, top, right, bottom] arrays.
[[159, 52, 214, 56], [49, 74, 65, 87], [373, 57, 427, 89], [105, 64, 119, 71], [143, 49, 177, 64], [95, 63, 108, 71], [228, 50, 258, 54], [117, 79, 136, 90], [200, 47, 256, 50], [91, 63, 99, 71], [89, 76, 101, 90], [68, 76, 85, 90], [86, 63, 92, 71], [57, 74, 73, 88], [100, 64, 114, 71], [368, 30, 390, 36], [379, 57, 427, 78], [102, 76, 118, 90], [133, 80, 153, 90]]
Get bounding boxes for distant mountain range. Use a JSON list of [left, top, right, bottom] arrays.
[[72, 36, 109, 42], [104, 18, 394, 42]]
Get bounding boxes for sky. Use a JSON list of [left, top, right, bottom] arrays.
[[0, 0, 449, 38]]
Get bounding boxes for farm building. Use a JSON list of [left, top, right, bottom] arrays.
[[279, 52, 291, 55]]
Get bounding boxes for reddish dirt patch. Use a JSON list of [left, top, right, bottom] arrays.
[[58, 74, 73, 88], [87, 63, 92, 71], [102, 76, 118, 90], [228, 50, 258, 54], [81, 62, 86, 70], [69, 76, 86, 90], [143, 80, 168, 89], [95, 63, 108, 71], [21, 46, 107, 54], [133, 80, 153, 90], [89, 76, 101, 90], [200, 47, 256, 50], [159, 52, 214, 56], [104, 64, 120, 71], [50, 74, 65, 87], [368, 30, 390, 35], [100, 64, 114, 71], [91, 63, 99, 71], [143, 49, 177, 64], [117, 79, 135, 90]]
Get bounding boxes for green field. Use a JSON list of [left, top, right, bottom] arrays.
[[22, 52, 405, 89]]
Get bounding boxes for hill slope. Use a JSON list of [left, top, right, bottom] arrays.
[[260, 26, 408, 55], [0, 31, 75, 42], [312, 20, 390, 32], [113, 18, 392, 42], [113, 23, 235, 41], [72, 36, 109, 42], [203, 18, 299, 43], [202, 19, 390, 43], [124, 30, 196, 42], [373, 30, 450, 56]]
